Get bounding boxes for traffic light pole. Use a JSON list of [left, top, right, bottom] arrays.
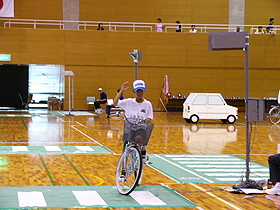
[[135, 61, 138, 80], [129, 49, 142, 80]]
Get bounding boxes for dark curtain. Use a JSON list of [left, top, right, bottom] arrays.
[[0, 65, 29, 108]]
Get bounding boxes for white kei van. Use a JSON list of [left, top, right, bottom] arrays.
[[183, 93, 238, 124]]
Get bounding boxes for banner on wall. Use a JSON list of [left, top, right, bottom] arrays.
[[0, 0, 14, 17], [163, 74, 169, 104]]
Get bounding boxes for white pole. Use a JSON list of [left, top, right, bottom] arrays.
[[72, 76, 74, 110], [68, 75, 71, 114]]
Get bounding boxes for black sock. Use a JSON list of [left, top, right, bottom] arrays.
[[141, 150, 146, 156]]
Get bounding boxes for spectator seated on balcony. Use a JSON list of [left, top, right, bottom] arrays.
[[177, 93, 183, 99], [189, 25, 197, 33], [255, 26, 264, 34], [167, 93, 172, 99], [97, 23, 104, 30]]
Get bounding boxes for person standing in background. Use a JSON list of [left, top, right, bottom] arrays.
[[176, 21, 183, 32], [156, 18, 164, 32]]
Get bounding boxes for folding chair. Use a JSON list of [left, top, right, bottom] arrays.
[[86, 96, 95, 110], [107, 99, 123, 117]]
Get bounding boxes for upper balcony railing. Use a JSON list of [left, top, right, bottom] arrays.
[[0, 18, 278, 34]]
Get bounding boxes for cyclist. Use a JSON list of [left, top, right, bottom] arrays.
[[113, 80, 153, 163]]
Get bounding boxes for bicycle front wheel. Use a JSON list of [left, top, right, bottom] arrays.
[[268, 106, 280, 124], [116, 146, 142, 195]]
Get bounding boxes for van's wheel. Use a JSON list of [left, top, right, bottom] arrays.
[[185, 118, 191, 123], [227, 115, 236, 124], [221, 119, 227, 123], [190, 115, 199, 124]]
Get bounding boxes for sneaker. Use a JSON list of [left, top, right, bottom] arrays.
[[119, 169, 126, 182], [142, 155, 149, 165], [266, 185, 280, 195]]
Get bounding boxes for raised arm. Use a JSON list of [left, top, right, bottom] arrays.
[[113, 82, 129, 106]]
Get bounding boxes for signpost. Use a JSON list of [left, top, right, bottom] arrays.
[[129, 49, 142, 80]]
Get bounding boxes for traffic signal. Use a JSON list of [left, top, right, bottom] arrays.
[[129, 49, 142, 62]]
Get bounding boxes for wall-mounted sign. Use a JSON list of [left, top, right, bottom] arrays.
[[0, 54, 11, 61]]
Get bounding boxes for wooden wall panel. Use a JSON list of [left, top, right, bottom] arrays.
[[14, 0, 63, 20], [245, 0, 280, 25], [8, 0, 280, 30], [80, 0, 228, 24], [1, 28, 280, 110], [118, 0, 155, 22], [154, 0, 192, 23], [19, 29, 65, 65], [80, 0, 118, 21], [191, 0, 228, 24]]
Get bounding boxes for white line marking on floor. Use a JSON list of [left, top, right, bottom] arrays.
[[179, 161, 245, 164], [75, 146, 94, 151], [72, 190, 107, 206], [130, 191, 166, 205], [204, 172, 268, 177], [44, 146, 62, 152], [217, 177, 268, 181], [165, 155, 232, 158], [12, 146, 28, 152], [173, 158, 241, 161], [148, 165, 180, 183], [75, 121, 88, 129], [7, 114, 16, 117], [154, 154, 214, 183], [71, 125, 116, 154], [190, 183, 242, 210], [195, 168, 268, 172], [18, 191, 47, 207], [186, 165, 260, 168]]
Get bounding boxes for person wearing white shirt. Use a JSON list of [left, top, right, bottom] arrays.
[[189, 25, 197, 33], [156, 18, 164, 32], [114, 80, 153, 163], [235, 26, 242, 32]]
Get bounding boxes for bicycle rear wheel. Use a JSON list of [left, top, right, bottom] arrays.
[[116, 146, 142, 195], [268, 106, 280, 124]]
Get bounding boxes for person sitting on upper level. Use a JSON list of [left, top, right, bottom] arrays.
[[235, 26, 242, 32], [255, 26, 264, 34], [189, 25, 197, 33], [97, 23, 104, 30]]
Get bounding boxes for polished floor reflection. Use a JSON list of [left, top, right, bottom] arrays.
[[0, 110, 279, 209]]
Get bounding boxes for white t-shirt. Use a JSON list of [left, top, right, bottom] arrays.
[[156, 23, 163, 32], [189, 29, 197, 33], [117, 98, 153, 119]]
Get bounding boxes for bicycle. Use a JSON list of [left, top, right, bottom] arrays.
[[116, 116, 154, 195], [268, 105, 280, 124]]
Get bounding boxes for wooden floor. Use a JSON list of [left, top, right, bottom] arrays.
[[0, 110, 280, 209]]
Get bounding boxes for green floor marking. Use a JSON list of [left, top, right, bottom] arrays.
[[0, 146, 113, 154], [20, 117, 28, 129], [63, 154, 90, 186], [149, 154, 269, 183], [38, 154, 56, 186], [0, 185, 197, 209]]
